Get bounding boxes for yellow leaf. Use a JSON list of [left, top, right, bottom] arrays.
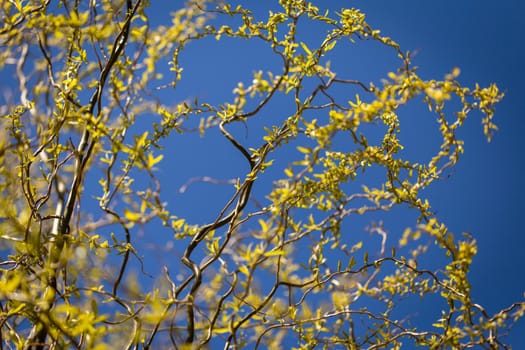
[[258, 219, 268, 232], [264, 249, 285, 257], [136, 132, 149, 148], [297, 146, 310, 154], [300, 41, 312, 55], [124, 209, 141, 222], [147, 152, 163, 168], [239, 265, 250, 276], [171, 218, 185, 231], [213, 327, 231, 334]]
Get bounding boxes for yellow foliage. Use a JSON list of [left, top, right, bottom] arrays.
[[0, 0, 517, 348]]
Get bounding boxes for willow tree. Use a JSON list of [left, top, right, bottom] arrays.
[[0, 0, 523, 349]]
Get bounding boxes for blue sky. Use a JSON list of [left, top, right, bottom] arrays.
[[1, 0, 522, 347], [354, 1, 525, 345], [138, 0, 525, 346], [356, 0, 525, 326]]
